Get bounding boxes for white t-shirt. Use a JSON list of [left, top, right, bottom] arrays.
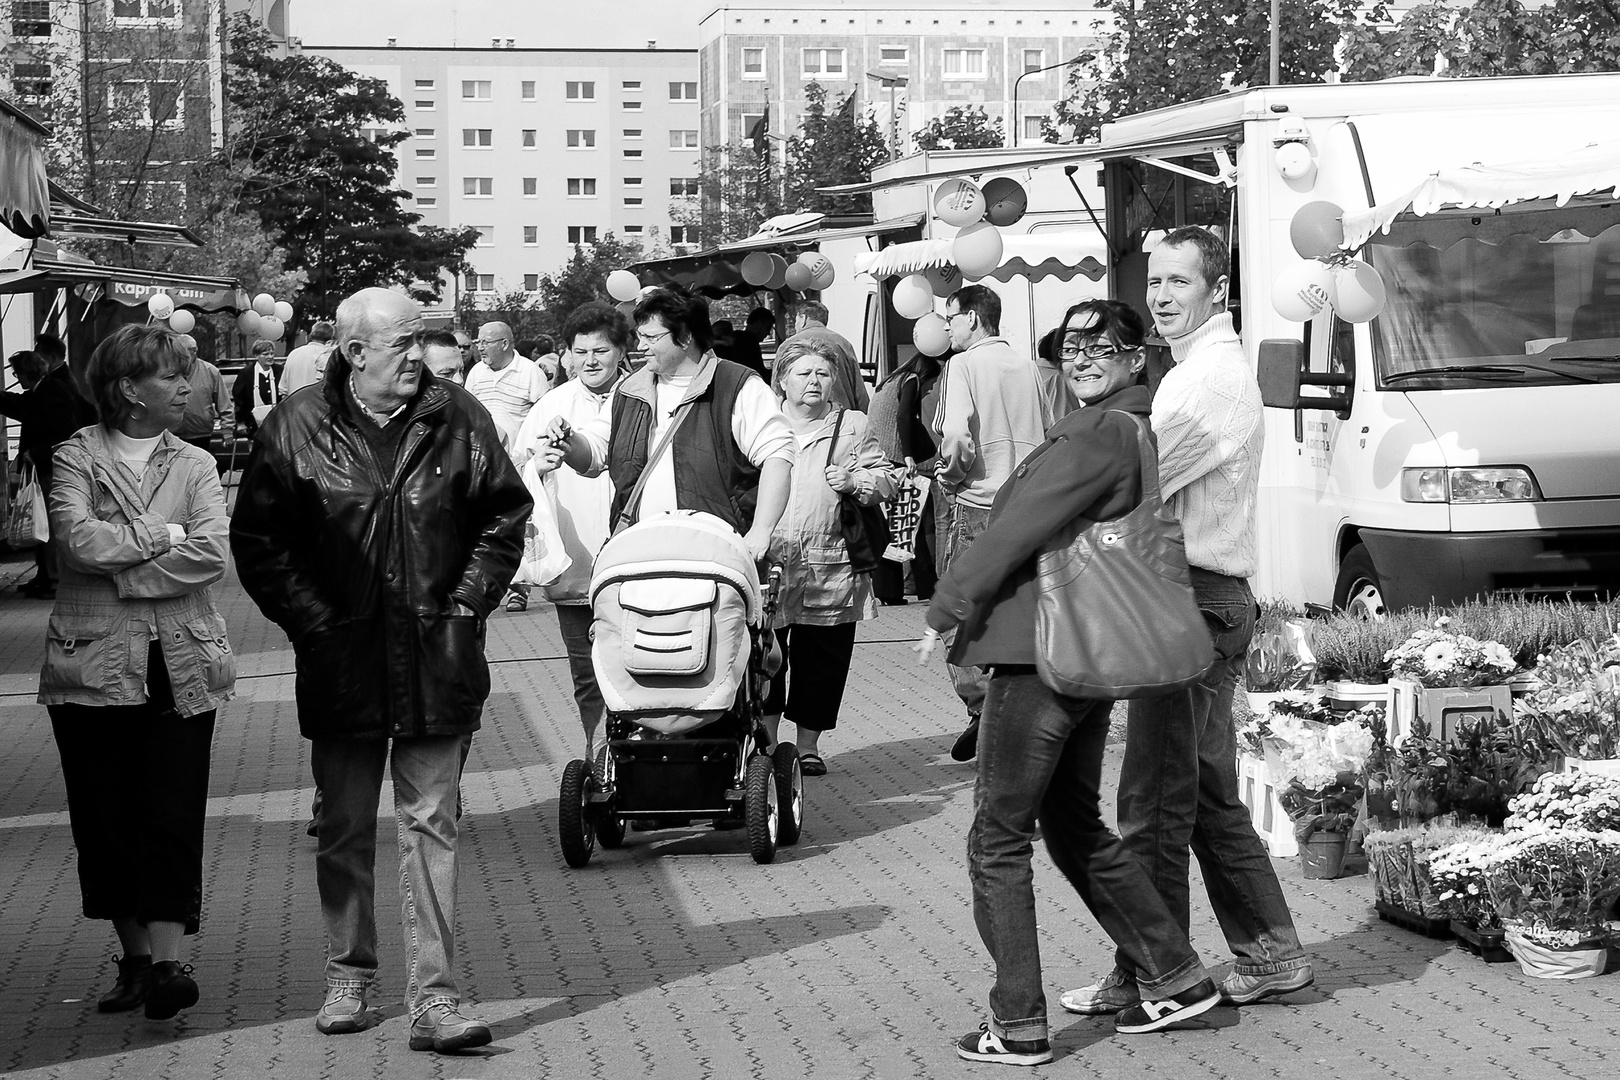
[[465, 355, 551, 448], [279, 341, 331, 395], [578, 368, 794, 521], [108, 429, 186, 546]]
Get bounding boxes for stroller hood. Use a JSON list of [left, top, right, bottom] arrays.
[[589, 511, 762, 621]]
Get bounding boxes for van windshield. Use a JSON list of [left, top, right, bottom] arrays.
[[1368, 207, 1620, 389]]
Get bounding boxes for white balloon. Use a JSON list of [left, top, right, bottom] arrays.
[[1271, 259, 1335, 323], [273, 300, 294, 323], [891, 274, 935, 320], [913, 313, 951, 357], [237, 310, 261, 335], [1330, 259, 1388, 323], [257, 315, 285, 342], [168, 309, 195, 334], [252, 292, 276, 317], [147, 293, 175, 320], [606, 269, 641, 302], [952, 222, 1004, 281], [934, 178, 986, 228], [809, 260, 835, 290]]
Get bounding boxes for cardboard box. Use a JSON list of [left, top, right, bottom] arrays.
[[1238, 752, 1298, 858]]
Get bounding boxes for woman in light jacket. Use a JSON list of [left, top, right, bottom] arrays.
[[766, 340, 898, 776], [40, 324, 236, 1023]]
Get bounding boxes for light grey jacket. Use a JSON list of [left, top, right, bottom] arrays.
[[38, 426, 236, 716]]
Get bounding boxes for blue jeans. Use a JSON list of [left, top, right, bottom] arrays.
[[969, 668, 1209, 1043], [312, 734, 472, 1018], [556, 603, 605, 745], [942, 498, 993, 718], [1115, 570, 1310, 977]]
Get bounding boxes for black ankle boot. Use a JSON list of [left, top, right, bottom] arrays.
[[97, 954, 153, 1013], [144, 961, 199, 1020]]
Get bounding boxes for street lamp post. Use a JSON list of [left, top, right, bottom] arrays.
[[865, 72, 909, 161], [1011, 55, 1083, 148]]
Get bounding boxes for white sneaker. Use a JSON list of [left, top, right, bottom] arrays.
[[1058, 970, 1140, 1015]]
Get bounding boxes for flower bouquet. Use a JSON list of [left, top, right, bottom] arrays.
[[1363, 711, 1550, 829], [1516, 633, 1620, 762], [1384, 618, 1518, 689], [1262, 697, 1379, 878], [1364, 822, 1496, 921]]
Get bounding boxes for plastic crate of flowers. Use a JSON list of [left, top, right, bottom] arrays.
[[1385, 618, 1519, 688], [1364, 822, 1496, 921], [1516, 633, 1620, 765]]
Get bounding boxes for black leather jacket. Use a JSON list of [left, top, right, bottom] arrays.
[[230, 355, 531, 740]]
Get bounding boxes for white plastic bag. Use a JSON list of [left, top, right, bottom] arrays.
[[512, 457, 572, 587], [1504, 928, 1608, 980], [7, 463, 47, 548], [883, 475, 930, 563]]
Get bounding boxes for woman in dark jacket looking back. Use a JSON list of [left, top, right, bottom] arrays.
[[916, 300, 1216, 1066]]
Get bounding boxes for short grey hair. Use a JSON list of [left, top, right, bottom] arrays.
[[308, 321, 335, 342], [334, 287, 404, 351]]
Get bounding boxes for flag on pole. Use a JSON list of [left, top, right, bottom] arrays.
[[748, 105, 771, 187]]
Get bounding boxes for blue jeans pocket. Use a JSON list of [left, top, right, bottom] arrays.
[[1199, 602, 1254, 666]]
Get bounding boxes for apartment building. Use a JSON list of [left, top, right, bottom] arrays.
[[307, 44, 703, 301], [698, 0, 1109, 158]]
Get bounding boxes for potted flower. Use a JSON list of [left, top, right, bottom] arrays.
[[1516, 633, 1620, 772], [1365, 822, 1496, 933], [1385, 618, 1518, 744], [1244, 610, 1317, 716], [1429, 830, 1517, 960], [1265, 699, 1378, 879]]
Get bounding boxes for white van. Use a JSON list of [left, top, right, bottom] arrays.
[[831, 74, 1620, 612]]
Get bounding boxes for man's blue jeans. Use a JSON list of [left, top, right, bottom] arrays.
[[1115, 570, 1310, 978], [942, 498, 994, 718], [969, 668, 1210, 1043], [312, 733, 472, 1019]]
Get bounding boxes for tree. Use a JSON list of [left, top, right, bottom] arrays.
[[679, 142, 782, 248], [1341, 0, 1620, 81], [782, 82, 891, 219], [914, 105, 1005, 152], [223, 15, 478, 318], [459, 232, 648, 340]]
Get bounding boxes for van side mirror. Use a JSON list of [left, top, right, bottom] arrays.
[[1257, 338, 1352, 419]]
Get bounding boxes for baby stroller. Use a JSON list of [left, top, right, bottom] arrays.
[[558, 511, 802, 866]]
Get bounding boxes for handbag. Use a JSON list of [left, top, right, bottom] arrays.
[[826, 408, 891, 575], [1034, 412, 1215, 700], [7, 462, 47, 548]]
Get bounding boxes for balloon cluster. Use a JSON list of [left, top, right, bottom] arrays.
[[145, 293, 197, 335], [227, 293, 295, 342], [1271, 200, 1388, 325], [896, 175, 1029, 354]]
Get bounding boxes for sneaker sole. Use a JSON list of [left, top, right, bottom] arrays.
[[956, 1046, 1053, 1066], [1220, 973, 1315, 1006], [1114, 991, 1220, 1034], [409, 1027, 493, 1053], [1059, 994, 1136, 1016], [316, 1014, 372, 1035]]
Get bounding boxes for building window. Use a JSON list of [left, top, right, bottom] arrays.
[[462, 81, 492, 100], [879, 45, 908, 65], [623, 100, 642, 112], [566, 81, 596, 101], [740, 112, 764, 141], [669, 177, 699, 198], [624, 176, 643, 187], [943, 48, 987, 78], [523, 177, 538, 196], [623, 81, 641, 91], [524, 274, 539, 291], [1022, 49, 1046, 73], [414, 127, 435, 138], [415, 176, 437, 187], [669, 81, 698, 101], [1023, 115, 1046, 141], [522, 129, 537, 148], [415, 79, 435, 90], [11, 63, 50, 111], [464, 272, 494, 293], [801, 49, 846, 78], [669, 129, 699, 149], [623, 128, 643, 140], [566, 129, 596, 148], [523, 226, 538, 245], [462, 128, 492, 148], [12, 2, 51, 37], [463, 177, 493, 197], [112, 0, 178, 25], [108, 81, 184, 130], [521, 80, 536, 100], [669, 225, 693, 247], [470, 226, 492, 247], [567, 226, 599, 245], [415, 99, 435, 111], [742, 48, 765, 78], [418, 196, 437, 208], [623, 148, 643, 159], [624, 225, 645, 235], [624, 197, 643, 207], [565, 178, 597, 197], [415, 147, 436, 159]]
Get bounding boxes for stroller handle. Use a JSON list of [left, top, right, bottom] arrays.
[[758, 562, 784, 620]]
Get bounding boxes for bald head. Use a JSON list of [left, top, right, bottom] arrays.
[[475, 320, 516, 370], [336, 288, 418, 352], [177, 334, 198, 358]]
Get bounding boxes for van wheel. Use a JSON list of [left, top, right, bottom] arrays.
[[1334, 545, 1387, 620]]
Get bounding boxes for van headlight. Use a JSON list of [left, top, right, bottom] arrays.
[[1400, 467, 1541, 503]]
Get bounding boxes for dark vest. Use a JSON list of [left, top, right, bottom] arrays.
[[608, 360, 761, 533]]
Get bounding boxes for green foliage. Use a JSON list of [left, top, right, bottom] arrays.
[[914, 106, 1005, 152], [459, 232, 647, 341], [784, 83, 891, 219], [223, 15, 479, 318], [1340, 0, 1620, 81], [681, 142, 781, 248]]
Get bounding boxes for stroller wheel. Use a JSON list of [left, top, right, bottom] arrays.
[[559, 759, 596, 868], [772, 743, 803, 846], [744, 754, 779, 864], [593, 746, 626, 849]]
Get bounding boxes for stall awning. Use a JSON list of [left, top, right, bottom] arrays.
[[632, 214, 925, 297], [0, 257, 246, 312], [50, 215, 204, 248], [854, 232, 1107, 284], [0, 99, 50, 240], [1342, 140, 1620, 249]]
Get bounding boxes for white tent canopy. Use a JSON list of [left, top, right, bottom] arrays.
[[854, 232, 1107, 284], [1342, 140, 1620, 250]]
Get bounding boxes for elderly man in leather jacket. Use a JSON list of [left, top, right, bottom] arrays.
[[230, 287, 530, 1054]]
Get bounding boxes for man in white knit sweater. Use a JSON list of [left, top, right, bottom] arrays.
[[1062, 226, 1314, 1019]]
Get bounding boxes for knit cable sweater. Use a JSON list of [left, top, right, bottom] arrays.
[[1152, 312, 1264, 579]]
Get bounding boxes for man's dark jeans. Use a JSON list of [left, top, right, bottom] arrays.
[[969, 667, 1209, 1042], [1115, 570, 1309, 978]]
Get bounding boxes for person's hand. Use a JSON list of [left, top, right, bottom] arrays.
[[904, 456, 917, 479], [532, 444, 566, 476], [914, 628, 941, 665], [824, 464, 855, 493], [451, 602, 477, 618], [743, 527, 772, 563], [545, 415, 573, 448]]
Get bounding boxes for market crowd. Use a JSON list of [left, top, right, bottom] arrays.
[[16, 224, 1314, 1062]]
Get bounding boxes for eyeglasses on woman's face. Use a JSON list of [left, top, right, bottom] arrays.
[[1058, 337, 1137, 362]]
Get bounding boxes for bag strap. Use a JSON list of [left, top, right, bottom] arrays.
[[615, 398, 694, 532], [824, 407, 845, 469], [1115, 412, 1165, 506]]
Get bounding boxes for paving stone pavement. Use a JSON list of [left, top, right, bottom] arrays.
[[2, 562, 1619, 1080]]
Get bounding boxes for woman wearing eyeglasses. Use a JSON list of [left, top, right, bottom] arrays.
[[914, 298, 1218, 1065], [548, 286, 794, 563]]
